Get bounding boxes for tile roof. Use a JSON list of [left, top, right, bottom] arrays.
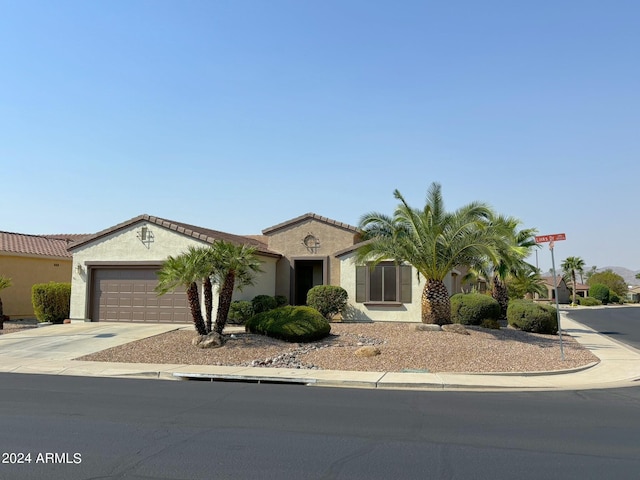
[[0, 231, 83, 258], [68, 214, 280, 257], [262, 212, 360, 235]]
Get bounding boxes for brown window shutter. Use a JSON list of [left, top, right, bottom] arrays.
[[356, 266, 366, 303], [400, 265, 412, 303]]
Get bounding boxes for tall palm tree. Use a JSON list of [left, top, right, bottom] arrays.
[[208, 240, 263, 334], [155, 247, 209, 335], [357, 183, 509, 325], [561, 256, 586, 306], [0, 275, 12, 328]]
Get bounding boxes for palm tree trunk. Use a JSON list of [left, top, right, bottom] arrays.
[[214, 272, 235, 334], [421, 279, 451, 325], [492, 276, 509, 320], [187, 282, 207, 335], [572, 270, 577, 306], [204, 276, 213, 334]]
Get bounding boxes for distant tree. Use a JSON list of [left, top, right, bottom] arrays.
[[561, 256, 586, 306], [584, 266, 598, 283], [635, 272, 640, 281], [586, 269, 627, 297]]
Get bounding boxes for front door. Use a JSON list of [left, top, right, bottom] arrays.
[[294, 260, 324, 305]]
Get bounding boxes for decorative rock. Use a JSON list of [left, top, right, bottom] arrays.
[[192, 332, 225, 348], [441, 324, 469, 335], [416, 324, 441, 332], [354, 346, 381, 357]]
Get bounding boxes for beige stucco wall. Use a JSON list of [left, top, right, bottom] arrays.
[[265, 218, 358, 300], [0, 254, 72, 318], [70, 221, 277, 320], [339, 252, 456, 322]]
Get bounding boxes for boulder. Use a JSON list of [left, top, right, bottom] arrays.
[[441, 324, 469, 335], [354, 346, 381, 357], [416, 324, 441, 332], [192, 332, 225, 349]]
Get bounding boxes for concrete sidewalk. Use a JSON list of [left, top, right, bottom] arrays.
[[1, 315, 639, 391]]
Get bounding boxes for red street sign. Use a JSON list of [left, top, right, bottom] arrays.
[[535, 233, 566, 243]]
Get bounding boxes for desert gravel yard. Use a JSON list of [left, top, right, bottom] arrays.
[[77, 323, 598, 373]]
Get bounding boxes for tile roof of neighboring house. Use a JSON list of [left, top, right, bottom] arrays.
[[67, 214, 280, 257], [541, 276, 567, 288], [262, 213, 360, 235], [0, 231, 85, 258]]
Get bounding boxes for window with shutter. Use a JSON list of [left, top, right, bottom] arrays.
[[355, 262, 412, 304]]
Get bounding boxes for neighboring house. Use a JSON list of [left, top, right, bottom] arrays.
[[539, 276, 571, 304], [68, 213, 464, 323], [627, 286, 640, 303], [0, 231, 87, 318], [567, 281, 589, 299]]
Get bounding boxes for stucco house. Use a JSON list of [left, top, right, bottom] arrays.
[[539, 276, 571, 304], [0, 231, 87, 318], [68, 213, 463, 324]]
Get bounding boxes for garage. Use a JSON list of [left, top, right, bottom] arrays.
[[90, 268, 189, 323]]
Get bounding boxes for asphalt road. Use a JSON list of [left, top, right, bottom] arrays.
[[1, 373, 639, 480], [564, 306, 640, 350]]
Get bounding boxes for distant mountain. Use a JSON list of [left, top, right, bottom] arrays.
[[598, 266, 640, 286]]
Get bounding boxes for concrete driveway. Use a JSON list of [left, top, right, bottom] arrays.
[[0, 322, 186, 361]]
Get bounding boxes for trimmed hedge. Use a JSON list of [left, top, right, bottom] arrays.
[[252, 295, 278, 314], [507, 299, 558, 335], [32, 282, 71, 324], [306, 285, 348, 320], [577, 296, 602, 306], [589, 284, 610, 304], [245, 306, 331, 342], [450, 293, 500, 326], [227, 300, 254, 325]]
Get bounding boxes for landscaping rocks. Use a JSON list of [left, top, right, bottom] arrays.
[[354, 346, 381, 357], [416, 324, 442, 332], [442, 324, 469, 335], [192, 332, 225, 349]]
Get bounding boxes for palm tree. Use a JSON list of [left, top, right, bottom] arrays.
[[505, 267, 547, 300], [155, 247, 209, 335], [357, 183, 510, 325], [561, 256, 586, 306], [208, 240, 263, 334], [0, 275, 12, 328], [486, 215, 539, 319]]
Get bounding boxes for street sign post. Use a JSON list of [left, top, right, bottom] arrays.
[[535, 233, 566, 360]]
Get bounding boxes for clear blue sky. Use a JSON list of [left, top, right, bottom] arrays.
[[2, 0, 638, 272]]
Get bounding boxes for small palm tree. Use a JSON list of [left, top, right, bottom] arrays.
[[505, 267, 547, 300], [208, 240, 263, 334], [358, 183, 510, 325], [0, 275, 12, 327], [155, 247, 209, 335], [486, 215, 539, 319], [561, 256, 586, 306]]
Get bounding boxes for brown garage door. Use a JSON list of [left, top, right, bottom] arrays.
[[90, 268, 190, 323]]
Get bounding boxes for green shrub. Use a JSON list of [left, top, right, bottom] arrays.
[[245, 306, 331, 342], [252, 295, 278, 314], [609, 291, 620, 304], [589, 284, 610, 304], [227, 301, 254, 325], [32, 282, 71, 324], [507, 299, 558, 335], [450, 293, 501, 326], [306, 285, 348, 320], [274, 295, 288, 307], [577, 296, 602, 306], [480, 318, 501, 330]]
